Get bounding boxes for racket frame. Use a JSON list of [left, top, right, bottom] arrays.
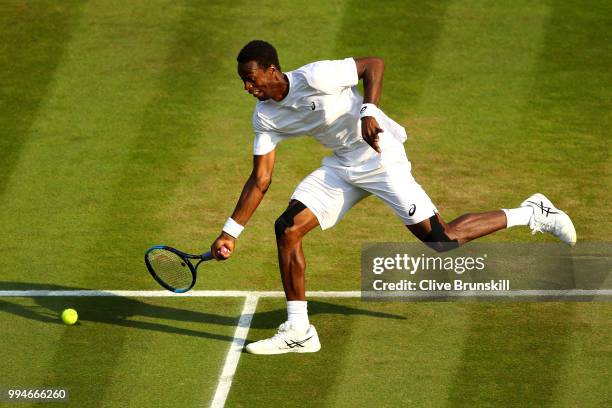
[[144, 245, 213, 293]]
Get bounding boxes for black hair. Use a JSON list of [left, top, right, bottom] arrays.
[[237, 40, 281, 71]]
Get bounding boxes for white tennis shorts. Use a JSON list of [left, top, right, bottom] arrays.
[[291, 158, 437, 230]]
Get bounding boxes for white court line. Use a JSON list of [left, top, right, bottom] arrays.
[[0, 290, 363, 297], [363, 289, 612, 298], [1, 289, 611, 297], [0, 290, 251, 297], [210, 293, 259, 408], [2, 288, 611, 408]]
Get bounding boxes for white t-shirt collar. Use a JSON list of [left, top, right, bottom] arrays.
[[270, 71, 294, 106]]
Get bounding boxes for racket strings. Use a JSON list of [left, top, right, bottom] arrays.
[[146, 249, 193, 291]]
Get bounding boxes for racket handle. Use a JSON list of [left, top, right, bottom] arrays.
[[201, 251, 213, 261]]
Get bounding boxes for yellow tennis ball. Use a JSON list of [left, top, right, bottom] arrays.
[[61, 308, 78, 325]]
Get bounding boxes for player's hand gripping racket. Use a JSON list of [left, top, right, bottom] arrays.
[[144, 246, 214, 293]]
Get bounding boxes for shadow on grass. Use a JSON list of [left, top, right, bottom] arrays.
[[0, 282, 404, 335], [249, 299, 406, 331], [0, 282, 238, 342]]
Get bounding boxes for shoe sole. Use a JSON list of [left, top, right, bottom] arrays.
[[245, 344, 321, 355], [245, 325, 322, 355]]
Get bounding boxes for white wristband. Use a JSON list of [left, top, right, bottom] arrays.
[[222, 217, 244, 239], [359, 103, 378, 119]]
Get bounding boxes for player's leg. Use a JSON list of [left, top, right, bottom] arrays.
[[275, 200, 320, 301], [245, 166, 368, 355], [407, 194, 576, 250], [270, 200, 319, 350], [406, 211, 507, 251], [354, 160, 576, 251], [246, 200, 321, 355]]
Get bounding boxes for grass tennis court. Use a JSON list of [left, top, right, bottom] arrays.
[[2, 293, 611, 407], [2, 295, 242, 406], [1, 0, 610, 406]]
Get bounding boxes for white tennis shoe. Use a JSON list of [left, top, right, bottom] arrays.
[[521, 193, 577, 246], [245, 322, 321, 355]]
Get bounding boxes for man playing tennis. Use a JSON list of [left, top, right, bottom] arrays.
[[210, 40, 576, 355]]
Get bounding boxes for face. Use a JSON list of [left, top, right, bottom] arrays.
[[238, 61, 275, 101]]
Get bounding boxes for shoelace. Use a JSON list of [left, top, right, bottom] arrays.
[[527, 200, 558, 234], [531, 219, 550, 234], [531, 212, 558, 234]]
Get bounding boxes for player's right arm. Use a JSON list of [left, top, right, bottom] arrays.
[[210, 150, 276, 260]]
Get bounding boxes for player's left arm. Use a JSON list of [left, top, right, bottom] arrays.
[[354, 57, 385, 153]]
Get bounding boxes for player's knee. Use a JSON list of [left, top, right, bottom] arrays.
[[425, 241, 457, 253], [274, 216, 289, 240], [274, 201, 307, 245], [274, 218, 302, 246], [424, 216, 459, 252], [277, 226, 303, 247]]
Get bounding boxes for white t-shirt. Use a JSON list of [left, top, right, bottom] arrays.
[[252, 58, 408, 168]]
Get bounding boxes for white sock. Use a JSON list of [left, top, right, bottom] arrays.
[[287, 300, 309, 332], [502, 207, 533, 228]]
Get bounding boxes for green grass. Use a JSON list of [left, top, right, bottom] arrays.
[[0, 0, 610, 407], [229, 299, 612, 407], [1, 295, 243, 407]]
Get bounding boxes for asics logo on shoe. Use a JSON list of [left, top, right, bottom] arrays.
[[527, 200, 559, 217], [284, 336, 313, 349]]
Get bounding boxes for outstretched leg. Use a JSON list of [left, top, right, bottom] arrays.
[[407, 192, 577, 251], [407, 211, 508, 251]]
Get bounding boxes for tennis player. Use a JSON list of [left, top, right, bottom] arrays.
[[210, 40, 576, 355]]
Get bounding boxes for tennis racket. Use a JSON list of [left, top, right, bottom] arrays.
[[144, 245, 214, 293]]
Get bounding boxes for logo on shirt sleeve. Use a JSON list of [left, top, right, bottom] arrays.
[[408, 204, 416, 216], [311, 101, 316, 110]]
